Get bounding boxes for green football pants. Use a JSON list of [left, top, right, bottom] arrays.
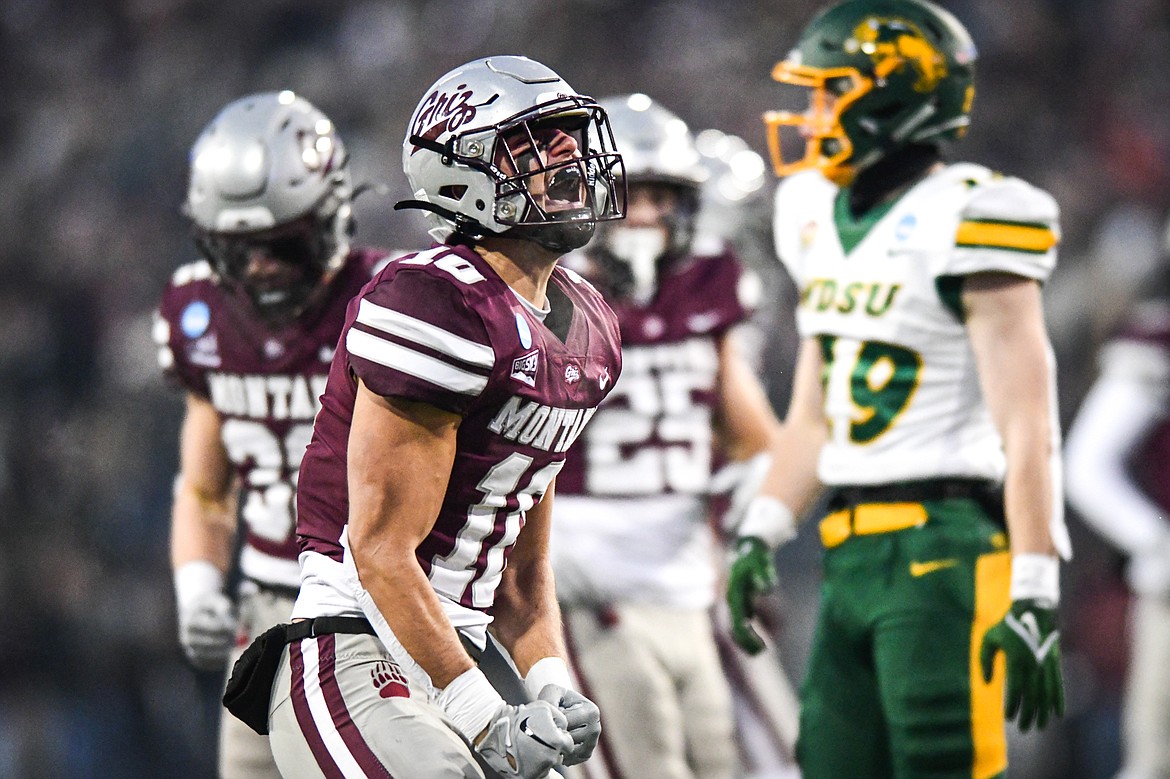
[[796, 497, 1011, 779]]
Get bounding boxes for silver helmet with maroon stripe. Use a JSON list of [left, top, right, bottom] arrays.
[[185, 91, 353, 321], [399, 55, 626, 253]]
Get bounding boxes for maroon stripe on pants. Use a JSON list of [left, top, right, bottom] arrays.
[[316, 634, 394, 778], [290, 640, 345, 778], [563, 614, 624, 779]]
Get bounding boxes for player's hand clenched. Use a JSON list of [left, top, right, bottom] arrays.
[[475, 700, 573, 779], [179, 590, 237, 670], [537, 684, 601, 765]]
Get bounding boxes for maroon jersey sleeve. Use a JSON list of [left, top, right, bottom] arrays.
[[344, 266, 497, 415], [691, 247, 754, 336], [154, 262, 218, 398]]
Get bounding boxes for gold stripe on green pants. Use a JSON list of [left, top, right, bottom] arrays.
[[796, 497, 1010, 779]]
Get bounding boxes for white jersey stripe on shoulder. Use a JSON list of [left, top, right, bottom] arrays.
[[347, 328, 489, 395], [297, 638, 368, 778], [356, 298, 494, 368]]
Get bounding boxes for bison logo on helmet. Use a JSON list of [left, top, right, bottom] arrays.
[[847, 16, 947, 93]]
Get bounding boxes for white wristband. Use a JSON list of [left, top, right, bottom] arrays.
[[435, 666, 505, 741], [1010, 553, 1060, 605], [174, 560, 224, 612], [523, 656, 573, 699], [738, 495, 797, 549]]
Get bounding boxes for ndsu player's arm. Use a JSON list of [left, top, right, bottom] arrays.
[[964, 273, 1059, 557], [491, 476, 565, 679], [346, 383, 474, 688], [714, 330, 780, 463], [171, 392, 237, 576], [756, 337, 829, 524]]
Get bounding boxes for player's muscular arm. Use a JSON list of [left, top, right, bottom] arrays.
[[171, 393, 237, 572], [346, 380, 473, 688], [491, 479, 565, 677], [964, 272, 1058, 556], [714, 331, 781, 462]]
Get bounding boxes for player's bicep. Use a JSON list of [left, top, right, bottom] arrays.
[[346, 380, 460, 558], [963, 272, 1053, 439]]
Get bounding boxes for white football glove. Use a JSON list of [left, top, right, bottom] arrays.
[[175, 561, 236, 671], [475, 700, 573, 779], [537, 685, 601, 766]]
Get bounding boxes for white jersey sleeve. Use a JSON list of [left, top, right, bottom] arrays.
[[772, 171, 838, 289], [942, 175, 1060, 282]]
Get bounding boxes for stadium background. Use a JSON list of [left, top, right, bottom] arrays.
[[0, 0, 1166, 776]]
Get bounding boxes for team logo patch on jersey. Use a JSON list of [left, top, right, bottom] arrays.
[[511, 349, 540, 387], [187, 333, 221, 368], [895, 214, 917, 241], [515, 312, 533, 349], [180, 301, 211, 338], [564, 364, 581, 384], [598, 366, 611, 390], [800, 220, 818, 250]]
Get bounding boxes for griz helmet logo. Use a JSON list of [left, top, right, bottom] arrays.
[[410, 84, 500, 154]]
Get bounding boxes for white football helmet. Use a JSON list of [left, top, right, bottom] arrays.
[[398, 55, 625, 253], [185, 91, 353, 320], [593, 94, 707, 302]]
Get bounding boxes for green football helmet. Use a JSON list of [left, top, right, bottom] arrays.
[[764, 0, 977, 185]]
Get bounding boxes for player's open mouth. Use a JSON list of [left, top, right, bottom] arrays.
[[544, 166, 585, 210]]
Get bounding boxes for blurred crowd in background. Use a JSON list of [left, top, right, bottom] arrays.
[[1, 0, 1168, 776]]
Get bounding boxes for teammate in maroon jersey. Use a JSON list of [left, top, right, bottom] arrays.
[[548, 94, 793, 779], [1066, 275, 1170, 778], [155, 92, 389, 778], [263, 57, 625, 779]]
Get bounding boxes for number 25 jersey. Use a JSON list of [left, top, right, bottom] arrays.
[[774, 164, 1060, 490]]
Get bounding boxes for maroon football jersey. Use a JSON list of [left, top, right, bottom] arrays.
[[155, 249, 389, 589], [1115, 299, 1170, 514], [556, 247, 752, 497], [296, 244, 622, 610]]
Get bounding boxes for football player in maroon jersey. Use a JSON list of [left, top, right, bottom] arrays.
[[549, 94, 794, 779], [263, 57, 625, 779], [1066, 274, 1170, 778], [155, 91, 389, 779]]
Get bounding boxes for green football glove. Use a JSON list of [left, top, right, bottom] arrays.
[[726, 536, 778, 655], [979, 599, 1065, 732]]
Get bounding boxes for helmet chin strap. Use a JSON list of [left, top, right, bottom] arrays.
[[605, 226, 666, 304]]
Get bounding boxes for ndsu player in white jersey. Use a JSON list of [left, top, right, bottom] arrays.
[[259, 57, 626, 779], [549, 94, 796, 779], [726, 2, 1071, 777], [155, 92, 388, 779]]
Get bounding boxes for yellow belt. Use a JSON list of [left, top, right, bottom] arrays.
[[818, 502, 928, 548]]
